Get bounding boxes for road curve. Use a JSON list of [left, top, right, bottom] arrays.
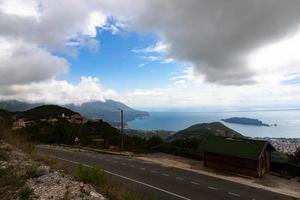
[[37, 145, 299, 200]]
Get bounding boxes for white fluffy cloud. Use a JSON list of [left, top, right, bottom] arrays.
[[124, 72, 300, 109], [0, 76, 119, 105], [1, 0, 300, 108], [0, 0, 113, 104], [0, 38, 68, 85], [0, 0, 108, 52]]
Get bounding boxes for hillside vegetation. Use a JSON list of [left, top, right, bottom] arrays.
[[20, 105, 78, 120], [169, 122, 243, 141], [0, 106, 156, 153], [0, 100, 148, 125], [1, 105, 246, 160]]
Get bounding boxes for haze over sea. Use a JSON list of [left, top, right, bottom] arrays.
[[128, 110, 300, 138]]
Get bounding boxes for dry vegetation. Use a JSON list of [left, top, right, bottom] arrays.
[[0, 128, 158, 200]]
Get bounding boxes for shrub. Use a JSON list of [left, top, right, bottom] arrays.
[[0, 168, 7, 177], [123, 192, 144, 200], [151, 144, 203, 160], [0, 149, 8, 161], [123, 192, 158, 200], [287, 147, 300, 165], [19, 185, 33, 200], [271, 161, 300, 177], [25, 164, 43, 178], [147, 135, 163, 150], [76, 163, 106, 186]]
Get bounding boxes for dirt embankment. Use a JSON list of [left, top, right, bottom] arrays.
[[0, 141, 106, 200]]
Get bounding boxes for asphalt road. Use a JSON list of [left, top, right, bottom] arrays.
[[37, 145, 299, 200]]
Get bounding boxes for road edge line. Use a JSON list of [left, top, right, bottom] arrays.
[[49, 155, 191, 200]]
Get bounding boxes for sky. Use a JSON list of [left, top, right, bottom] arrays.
[[1, 0, 300, 111]]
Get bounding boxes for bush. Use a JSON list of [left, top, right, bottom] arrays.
[[287, 147, 300, 165], [0, 149, 8, 161], [19, 185, 33, 200], [151, 145, 203, 160], [76, 163, 106, 186], [0, 168, 7, 177], [123, 192, 158, 200], [271, 161, 300, 177], [25, 164, 43, 178], [147, 135, 163, 150]]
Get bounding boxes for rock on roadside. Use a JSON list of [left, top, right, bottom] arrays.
[[0, 141, 106, 200]]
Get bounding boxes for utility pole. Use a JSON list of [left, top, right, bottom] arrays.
[[119, 109, 124, 150]]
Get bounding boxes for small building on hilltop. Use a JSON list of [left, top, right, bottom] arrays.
[[201, 135, 275, 178], [12, 118, 26, 130]]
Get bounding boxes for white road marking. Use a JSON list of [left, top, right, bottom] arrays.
[[150, 170, 157, 173], [176, 177, 184, 181], [140, 167, 146, 170], [162, 173, 170, 177], [48, 155, 191, 200], [228, 192, 241, 197], [121, 163, 126, 165], [113, 161, 118, 164], [208, 186, 218, 191], [130, 165, 135, 168], [191, 181, 199, 185]]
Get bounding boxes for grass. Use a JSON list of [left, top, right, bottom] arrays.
[[0, 168, 7, 177], [0, 128, 35, 154], [25, 163, 43, 179], [0, 128, 159, 200], [75, 163, 159, 200], [123, 192, 158, 200], [76, 163, 106, 186], [19, 185, 33, 200], [0, 166, 27, 200], [0, 149, 8, 161]]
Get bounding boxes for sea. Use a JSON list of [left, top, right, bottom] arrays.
[[128, 110, 300, 138]]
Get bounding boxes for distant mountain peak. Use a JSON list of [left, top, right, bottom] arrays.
[[0, 99, 148, 126]]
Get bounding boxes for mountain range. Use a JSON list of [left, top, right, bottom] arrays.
[[0, 100, 148, 126]]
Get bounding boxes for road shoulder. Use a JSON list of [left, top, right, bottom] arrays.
[[136, 153, 300, 199]]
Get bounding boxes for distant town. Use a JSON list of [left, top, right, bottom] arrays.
[[255, 137, 300, 153]]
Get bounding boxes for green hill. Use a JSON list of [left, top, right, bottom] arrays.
[[0, 100, 148, 125], [19, 105, 78, 120], [169, 122, 243, 141]]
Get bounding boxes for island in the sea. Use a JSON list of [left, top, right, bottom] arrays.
[[221, 117, 270, 126]]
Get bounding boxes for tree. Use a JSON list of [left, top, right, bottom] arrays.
[[147, 135, 163, 150], [287, 147, 300, 165]]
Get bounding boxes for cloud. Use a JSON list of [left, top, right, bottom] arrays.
[[2, 0, 300, 108], [132, 42, 169, 54], [161, 58, 174, 64], [138, 63, 146, 67], [140, 56, 160, 62], [0, 0, 108, 52], [0, 76, 119, 105], [114, 0, 300, 85], [124, 74, 300, 109], [0, 0, 124, 105], [0, 38, 69, 85]]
